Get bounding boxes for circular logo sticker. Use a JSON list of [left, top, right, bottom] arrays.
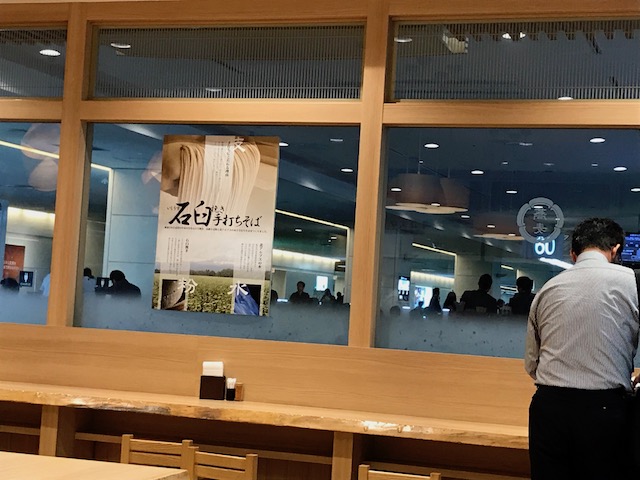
[[516, 197, 564, 244]]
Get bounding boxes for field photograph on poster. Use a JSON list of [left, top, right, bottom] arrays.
[[153, 135, 278, 316]]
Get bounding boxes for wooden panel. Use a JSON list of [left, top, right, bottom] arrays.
[[367, 462, 527, 480], [39, 405, 76, 457], [85, 0, 367, 23], [348, 0, 389, 347], [78, 100, 361, 125], [196, 451, 247, 470], [383, 101, 640, 128], [0, 99, 62, 121], [0, 323, 535, 427], [0, 3, 68, 24], [331, 432, 359, 480], [389, 0, 640, 19]]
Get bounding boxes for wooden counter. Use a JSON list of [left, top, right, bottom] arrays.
[[0, 451, 188, 480], [0, 381, 528, 450]]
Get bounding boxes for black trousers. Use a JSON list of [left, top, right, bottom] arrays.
[[529, 385, 633, 480]]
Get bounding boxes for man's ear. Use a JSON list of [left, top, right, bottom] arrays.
[[570, 249, 578, 263]]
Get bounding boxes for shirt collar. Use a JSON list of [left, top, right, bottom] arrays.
[[576, 250, 610, 264]]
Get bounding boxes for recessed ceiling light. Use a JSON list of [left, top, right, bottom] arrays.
[[508, 233, 517, 237], [518, 142, 533, 147], [506, 189, 517, 194], [460, 214, 470, 219], [294, 228, 302, 233], [424, 143, 439, 149], [502, 33, 512, 40], [330, 236, 338, 240], [419, 160, 424, 164], [590, 137, 606, 144], [501, 161, 509, 165], [39, 49, 61, 57], [330, 138, 344, 143], [533, 205, 544, 209], [205, 87, 222, 93], [487, 224, 496, 229], [558, 96, 573, 101], [543, 162, 554, 166], [341, 168, 354, 173], [631, 188, 640, 193], [394, 36, 413, 43], [110, 42, 131, 49], [471, 170, 484, 175], [613, 166, 627, 172], [279, 142, 289, 147], [430, 203, 441, 207], [390, 187, 402, 192], [591, 163, 599, 167]]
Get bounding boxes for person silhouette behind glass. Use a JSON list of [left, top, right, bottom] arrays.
[[288, 281, 310, 305], [460, 274, 498, 314], [427, 287, 442, 313], [443, 291, 457, 311], [106, 270, 141, 297], [508, 276, 535, 315]]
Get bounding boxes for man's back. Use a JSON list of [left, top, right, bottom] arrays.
[[526, 251, 639, 390], [460, 289, 498, 313]]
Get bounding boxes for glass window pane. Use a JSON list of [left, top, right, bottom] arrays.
[[378, 127, 640, 360], [0, 29, 66, 97], [0, 122, 59, 323], [393, 20, 640, 100], [77, 124, 358, 345], [94, 26, 364, 99]]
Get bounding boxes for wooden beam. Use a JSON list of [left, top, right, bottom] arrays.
[[0, 99, 62, 121], [389, 0, 640, 19], [39, 406, 76, 457], [0, 3, 68, 23], [78, 100, 361, 125], [47, 3, 92, 327], [383, 101, 640, 128], [348, 0, 389, 347], [332, 432, 363, 480]]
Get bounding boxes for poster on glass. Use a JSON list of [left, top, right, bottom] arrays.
[[153, 135, 279, 316]]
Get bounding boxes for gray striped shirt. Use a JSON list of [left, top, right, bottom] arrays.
[[525, 250, 640, 390]]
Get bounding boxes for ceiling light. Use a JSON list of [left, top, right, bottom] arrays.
[[539, 257, 573, 270], [502, 33, 512, 40], [279, 142, 288, 147], [430, 202, 441, 207], [394, 36, 413, 43], [591, 163, 599, 167], [39, 49, 61, 57], [508, 233, 516, 237], [330, 236, 338, 240], [412, 242, 457, 257], [518, 142, 533, 147], [590, 137, 605, 144], [294, 228, 302, 233], [424, 143, 439, 149], [506, 189, 517, 194], [341, 168, 354, 173], [543, 162, 554, 166], [471, 170, 484, 175], [0, 139, 58, 159], [110, 42, 131, 49], [487, 224, 496, 229], [205, 87, 222, 93], [501, 161, 509, 165], [390, 187, 402, 192], [460, 214, 470, 219], [275, 209, 350, 231], [631, 188, 640, 192], [557, 96, 573, 101], [519, 32, 526, 39], [330, 138, 344, 143], [613, 166, 627, 172], [501, 264, 514, 270], [533, 205, 544, 209]]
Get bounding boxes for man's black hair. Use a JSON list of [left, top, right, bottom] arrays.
[[516, 276, 534, 292], [571, 217, 624, 256], [478, 273, 493, 291]]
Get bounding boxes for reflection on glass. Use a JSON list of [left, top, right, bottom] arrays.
[[378, 127, 640, 361], [0, 123, 60, 324], [77, 124, 359, 345]]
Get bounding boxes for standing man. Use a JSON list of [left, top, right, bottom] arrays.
[[525, 217, 639, 479]]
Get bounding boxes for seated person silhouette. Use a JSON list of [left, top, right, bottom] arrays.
[[508, 276, 535, 315], [443, 291, 457, 311], [106, 270, 141, 297], [288, 281, 310, 304], [460, 273, 498, 314], [410, 300, 425, 319], [427, 287, 442, 313]]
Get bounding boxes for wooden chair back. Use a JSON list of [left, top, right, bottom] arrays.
[[359, 464, 442, 480], [120, 434, 196, 478], [194, 450, 258, 480]]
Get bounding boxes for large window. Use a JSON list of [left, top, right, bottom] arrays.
[[76, 123, 358, 344], [0, 122, 59, 324], [0, 29, 66, 97], [392, 20, 640, 100], [93, 26, 364, 99], [377, 127, 640, 358]]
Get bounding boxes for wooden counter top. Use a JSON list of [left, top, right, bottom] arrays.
[[0, 381, 528, 450]]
